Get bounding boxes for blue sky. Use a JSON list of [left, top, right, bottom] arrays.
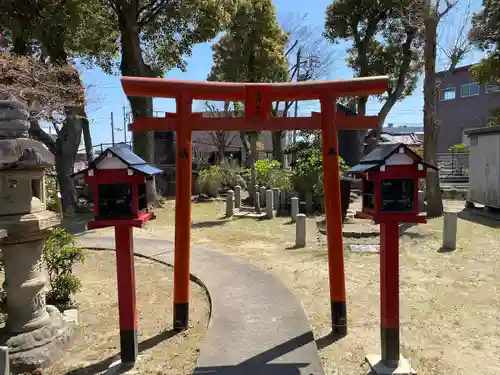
[[78, 0, 485, 146]]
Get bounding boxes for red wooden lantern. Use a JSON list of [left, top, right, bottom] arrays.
[[347, 142, 437, 374], [72, 145, 162, 230], [72, 145, 162, 364], [348, 143, 436, 224]]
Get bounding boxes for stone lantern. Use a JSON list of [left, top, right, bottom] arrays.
[[0, 97, 77, 373]]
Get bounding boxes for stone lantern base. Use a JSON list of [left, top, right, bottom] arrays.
[[0, 209, 79, 374], [1, 307, 78, 374]]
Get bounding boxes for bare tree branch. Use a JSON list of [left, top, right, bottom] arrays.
[[438, 0, 458, 20], [438, 0, 472, 70], [28, 117, 57, 154]]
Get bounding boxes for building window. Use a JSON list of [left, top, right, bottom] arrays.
[[439, 87, 456, 101], [460, 83, 480, 97], [486, 84, 500, 93]]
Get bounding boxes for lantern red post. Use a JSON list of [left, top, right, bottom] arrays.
[[347, 143, 437, 374], [379, 221, 400, 362], [73, 146, 162, 364], [115, 225, 138, 363]]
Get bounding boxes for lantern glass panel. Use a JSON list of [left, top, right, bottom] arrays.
[[98, 183, 133, 218], [362, 179, 375, 209], [138, 183, 147, 211], [380, 179, 414, 212]]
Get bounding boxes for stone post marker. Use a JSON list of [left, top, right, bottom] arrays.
[[291, 197, 299, 222], [254, 192, 261, 214], [226, 190, 234, 217], [273, 188, 279, 210], [266, 190, 274, 219], [259, 186, 266, 207], [443, 211, 458, 250], [0, 97, 77, 373], [296, 214, 306, 247], [234, 185, 241, 209], [279, 190, 287, 214]]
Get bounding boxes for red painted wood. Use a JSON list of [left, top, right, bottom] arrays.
[[87, 212, 154, 229], [373, 213, 427, 224], [120, 75, 389, 334], [85, 169, 145, 185], [130, 113, 380, 132], [380, 221, 399, 329], [121, 76, 389, 102], [320, 95, 347, 309], [115, 226, 137, 331], [174, 95, 192, 306]]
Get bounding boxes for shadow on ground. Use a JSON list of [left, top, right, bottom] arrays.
[[437, 246, 456, 253], [191, 220, 230, 229], [458, 208, 500, 229], [194, 331, 320, 375], [315, 332, 346, 350], [63, 329, 178, 375]]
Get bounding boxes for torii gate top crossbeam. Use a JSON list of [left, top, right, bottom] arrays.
[[120, 76, 389, 102]]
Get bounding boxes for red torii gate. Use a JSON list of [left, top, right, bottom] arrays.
[[120, 77, 389, 335]]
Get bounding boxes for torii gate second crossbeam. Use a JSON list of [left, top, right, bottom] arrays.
[[121, 76, 389, 335]]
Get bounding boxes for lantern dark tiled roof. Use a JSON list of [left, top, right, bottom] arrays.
[[71, 146, 163, 177], [346, 143, 438, 173]]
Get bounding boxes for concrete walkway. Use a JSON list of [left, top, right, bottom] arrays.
[[75, 234, 324, 375]]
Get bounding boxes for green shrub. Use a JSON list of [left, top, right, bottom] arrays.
[[291, 149, 324, 199], [45, 175, 60, 212], [411, 146, 424, 157], [447, 143, 469, 153], [198, 165, 223, 197], [198, 162, 246, 197], [252, 159, 291, 189], [290, 148, 348, 205], [43, 228, 85, 305], [218, 160, 245, 189]]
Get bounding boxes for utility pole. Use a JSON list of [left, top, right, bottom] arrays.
[[110, 111, 115, 146], [290, 47, 302, 165], [122, 105, 128, 145]]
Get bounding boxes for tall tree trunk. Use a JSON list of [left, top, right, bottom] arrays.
[[82, 115, 94, 162], [377, 96, 397, 135], [239, 131, 251, 167], [56, 107, 84, 215], [271, 131, 284, 165], [118, 7, 159, 205], [28, 32, 83, 215], [337, 99, 366, 166], [423, 14, 443, 217]]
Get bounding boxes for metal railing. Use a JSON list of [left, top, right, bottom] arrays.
[[437, 152, 469, 181]]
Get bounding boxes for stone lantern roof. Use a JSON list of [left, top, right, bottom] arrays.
[[0, 99, 54, 170]]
